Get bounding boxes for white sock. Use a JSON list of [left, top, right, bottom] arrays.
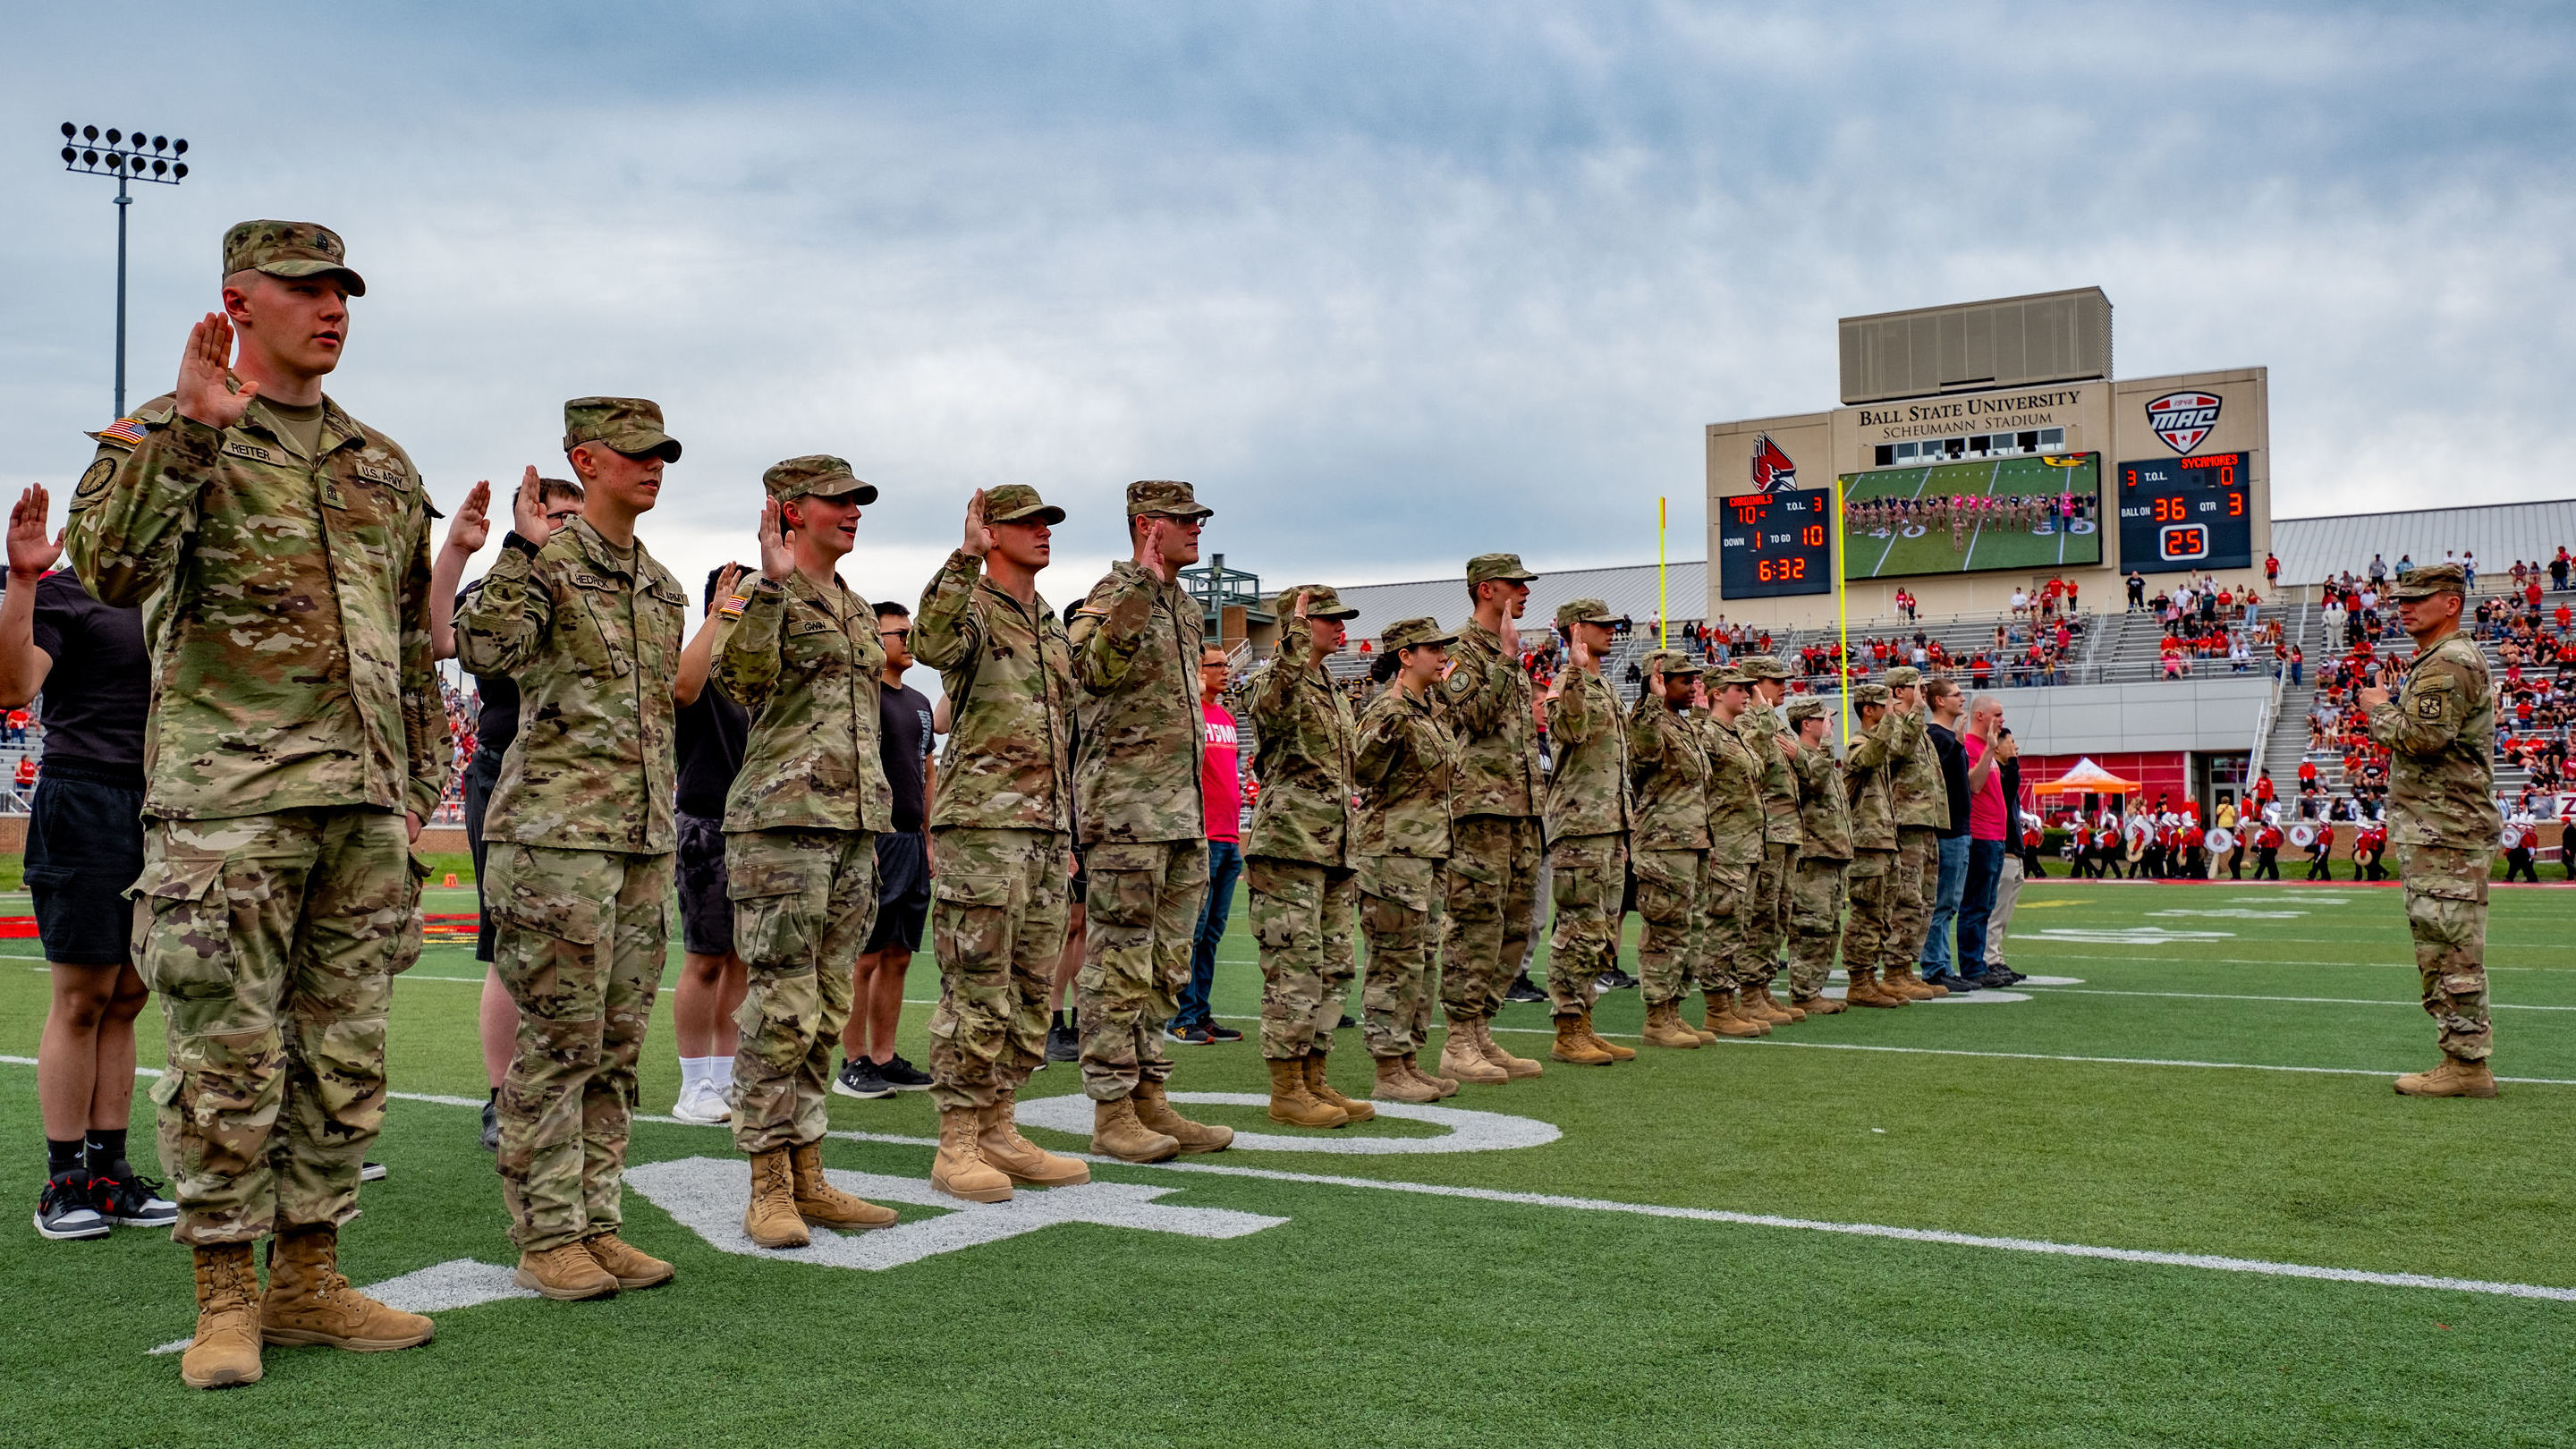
[[710, 1055, 735, 1090], [679, 1056, 709, 1094]]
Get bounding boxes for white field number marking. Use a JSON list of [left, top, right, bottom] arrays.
[[2029, 927, 2235, 945], [2148, 908, 2308, 919], [1012, 1092, 1562, 1155]]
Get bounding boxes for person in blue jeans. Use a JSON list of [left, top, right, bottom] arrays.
[[1953, 696, 2015, 984], [1171, 644, 1245, 1043], [1916, 677, 1978, 987]]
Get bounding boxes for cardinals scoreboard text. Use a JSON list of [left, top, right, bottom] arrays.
[[1717, 488, 1833, 599], [2115, 451, 2252, 572]]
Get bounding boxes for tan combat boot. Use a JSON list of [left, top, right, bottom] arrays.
[[1440, 1020, 1511, 1084], [1551, 1015, 1614, 1065], [259, 1224, 436, 1350], [1794, 991, 1845, 1016], [978, 1093, 1092, 1187], [1845, 966, 1905, 1008], [1305, 1053, 1377, 1122], [513, 1242, 622, 1300], [743, 1147, 817, 1246], [2394, 1058, 2499, 1098], [932, 1107, 1015, 1201], [1890, 965, 1945, 999], [791, 1140, 900, 1228], [1267, 1056, 1350, 1129], [1703, 991, 1768, 1038], [1740, 987, 1796, 1025], [1408, 1050, 1460, 1097], [181, 1242, 264, 1389], [1473, 1017, 1546, 1076], [1580, 1006, 1637, 1060], [1134, 1080, 1235, 1153], [1371, 1055, 1443, 1104], [1091, 1097, 1182, 1163], [1770, 987, 1809, 1022], [582, 1233, 677, 1288], [1640, 1001, 1703, 1049]]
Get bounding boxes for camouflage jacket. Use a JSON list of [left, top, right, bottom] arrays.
[[1844, 713, 1900, 852], [1887, 706, 1950, 831], [1789, 741, 1854, 860], [1699, 709, 1766, 866], [1245, 655, 1358, 866], [1739, 699, 1803, 846], [456, 518, 686, 853], [2364, 632, 2502, 848], [67, 389, 449, 823], [716, 570, 894, 835], [1543, 668, 1631, 845], [1069, 561, 1205, 845], [911, 549, 1074, 835], [1436, 619, 1543, 819], [1352, 683, 1455, 859], [1625, 699, 1710, 852]]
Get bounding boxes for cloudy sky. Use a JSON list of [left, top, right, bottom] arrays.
[[5, 2, 2572, 607]]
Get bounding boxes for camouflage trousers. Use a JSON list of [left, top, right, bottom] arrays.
[[1693, 856, 1757, 994], [1739, 841, 1796, 988], [1784, 855, 1850, 1000], [1438, 815, 1541, 1022], [1357, 854, 1441, 1057], [136, 809, 424, 1246], [2398, 843, 2494, 1062], [1842, 849, 1900, 971], [727, 827, 877, 1155], [487, 843, 673, 1253], [1079, 840, 1208, 1101], [1892, 827, 1940, 969], [1631, 847, 1707, 1008], [1544, 834, 1628, 1015], [1249, 857, 1356, 1060], [927, 828, 1069, 1112]]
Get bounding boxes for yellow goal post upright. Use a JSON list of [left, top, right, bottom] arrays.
[[1657, 496, 1668, 650], [1835, 475, 1850, 750]]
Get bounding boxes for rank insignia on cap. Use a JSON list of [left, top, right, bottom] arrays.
[[96, 418, 148, 446]]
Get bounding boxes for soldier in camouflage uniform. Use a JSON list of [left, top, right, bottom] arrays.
[[1695, 673, 1771, 1038], [1781, 696, 1852, 1014], [1539, 600, 1636, 1065], [1838, 685, 1909, 1008], [1626, 650, 1713, 1049], [1352, 616, 1463, 1104], [1734, 657, 1804, 1022], [456, 397, 689, 1301], [1880, 665, 1949, 1000], [1069, 480, 1233, 1161], [1433, 553, 1548, 1084], [2360, 562, 2504, 1097], [73, 221, 446, 1388], [1246, 585, 1376, 1129], [912, 486, 1088, 1199]]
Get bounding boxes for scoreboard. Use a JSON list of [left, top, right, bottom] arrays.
[[1716, 488, 1833, 599], [2115, 451, 2253, 572]]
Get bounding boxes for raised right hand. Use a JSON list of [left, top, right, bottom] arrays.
[[174, 313, 255, 430], [444, 479, 493, 555], [758, 498, 794, 581], [7, 484, 62, 581], [510, 466, 550, 543], [962, 489, 991, 558]]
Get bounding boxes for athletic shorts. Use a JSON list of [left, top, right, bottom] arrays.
[[1069, 840, 1089, 906], [675, 812, 733, 956], [26, 764, 146, 967], [865, 831, 931, 953], [464, 763, 499, 962]]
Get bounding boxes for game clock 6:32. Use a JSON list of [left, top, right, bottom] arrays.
[[2115, 452, 2253, 572], [1717, 489, 1833, 599]]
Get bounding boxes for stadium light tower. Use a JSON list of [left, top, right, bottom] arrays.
[[58, 123, 190, 419]]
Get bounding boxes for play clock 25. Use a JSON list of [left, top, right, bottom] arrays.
[[2115, 452, 2252, 572]]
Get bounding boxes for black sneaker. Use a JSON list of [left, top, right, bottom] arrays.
[[35, 1171, 109, 1241], [1045, 1022, 1080, 1063], [1335, 1014, 1356, 1030], [1204, 1021, 1245, 1043], [1165, 1023, 1216, 1046], [360, 1161, 387, 1182], [1985, 968, 2026, 987], [92, 1162, 177, 1228], [1597, 968, 1640, 990], [1504, 975, 1547, 1004], [833, 1057, 893, 1100], [877, 1055, 932, 1091], [480, 1098, 501, 1153]]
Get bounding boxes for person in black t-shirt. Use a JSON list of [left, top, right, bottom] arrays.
[[3, 483, 175, 1239], [668, 566, 752, 1124], [836, 603, 938, 1098]]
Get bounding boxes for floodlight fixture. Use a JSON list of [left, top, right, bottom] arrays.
[[57, 120, 193, 417]]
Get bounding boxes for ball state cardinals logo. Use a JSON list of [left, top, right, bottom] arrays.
[[2145, 392, 2221, 454], [1750, 433, 1797, 493]]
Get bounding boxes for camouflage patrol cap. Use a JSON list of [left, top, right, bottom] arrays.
[[1380, 615, 1457, 652], [983, 484, 1065, 525], [2387, 561, 2468, 601], [1709, 670, 1753, 691], [1467, 553, 1539, 586], [1553, 597, 1623, 630], [1784, 697, 1830, 724], [563, 398, 682, 462], [1640, 649, 1702, 677], [1276, 584, 1360, 621], [1850, 682, 1893, 707], [1737, 654, 1790, 681], [222, 220, 367, 296], [1127, 479, 1213, 520], [762, 454, 877, 504], [1882, 665, 1923, 688]]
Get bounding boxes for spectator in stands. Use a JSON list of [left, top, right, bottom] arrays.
[[1168, 642, 1246, 1045], [2554, 548, 2571, 592], [838, 603, 942, 1097], [3, 706, 25, 744], [2126, 569, 2146, 610], [1916, 678, 1977, 991]]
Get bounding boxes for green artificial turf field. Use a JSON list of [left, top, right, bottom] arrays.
[[1841, 455, 2105, 578], [5, 877, 2574, 1448]]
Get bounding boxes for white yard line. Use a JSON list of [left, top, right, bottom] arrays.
[[2021, 985, 2576, 1012], [1460, 1034, 2576, 1086]]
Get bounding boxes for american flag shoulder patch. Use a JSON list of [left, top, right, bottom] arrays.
[[95, 417, 149, 446]]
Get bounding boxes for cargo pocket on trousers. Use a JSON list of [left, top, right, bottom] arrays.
[[928, 873, 1015, 1044], [727, 862, 812, 969], [130, 853, 234, 1004], [733, 965, 821, 1072], [394, 852, 431, 974]]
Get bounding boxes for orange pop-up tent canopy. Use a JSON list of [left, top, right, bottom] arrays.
[[2032, 757, 2140, 796]]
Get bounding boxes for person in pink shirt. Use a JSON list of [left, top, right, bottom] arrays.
[[1170, 643, 1246, 1042], [1954, 695, 2017, 983]]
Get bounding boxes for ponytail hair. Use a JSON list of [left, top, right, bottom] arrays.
[[1368, 651, 1402, 685]]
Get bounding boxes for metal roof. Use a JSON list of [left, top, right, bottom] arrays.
[[2270, 497, 2576, 588], [1331, 560, 1709, 638]]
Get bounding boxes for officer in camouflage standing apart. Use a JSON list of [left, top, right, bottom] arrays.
[[74, 221, 447, 1389], [2359, 561, 2504, 1097], [1626, 650, 1714, 1050], [1069, 481, 1234, 1161], [1880, 665, 1948, 1000], [1780, 696, 1852, 1015], [1539, 600, 1636, 1066], [457, 397, 689, 1302], [911, 487, 1092, 1200], [1837, 684, 1909, 1008], [1245, 586, 1376, 1130], [1352, 617, 1466, 1104], [1734, 657, 1805, 1023], [1433, 554, 1548, 1085], [1696, 672, 1771, 1038]]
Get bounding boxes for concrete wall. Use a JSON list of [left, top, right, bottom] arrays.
[[1978, 675, 2273, 758]]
